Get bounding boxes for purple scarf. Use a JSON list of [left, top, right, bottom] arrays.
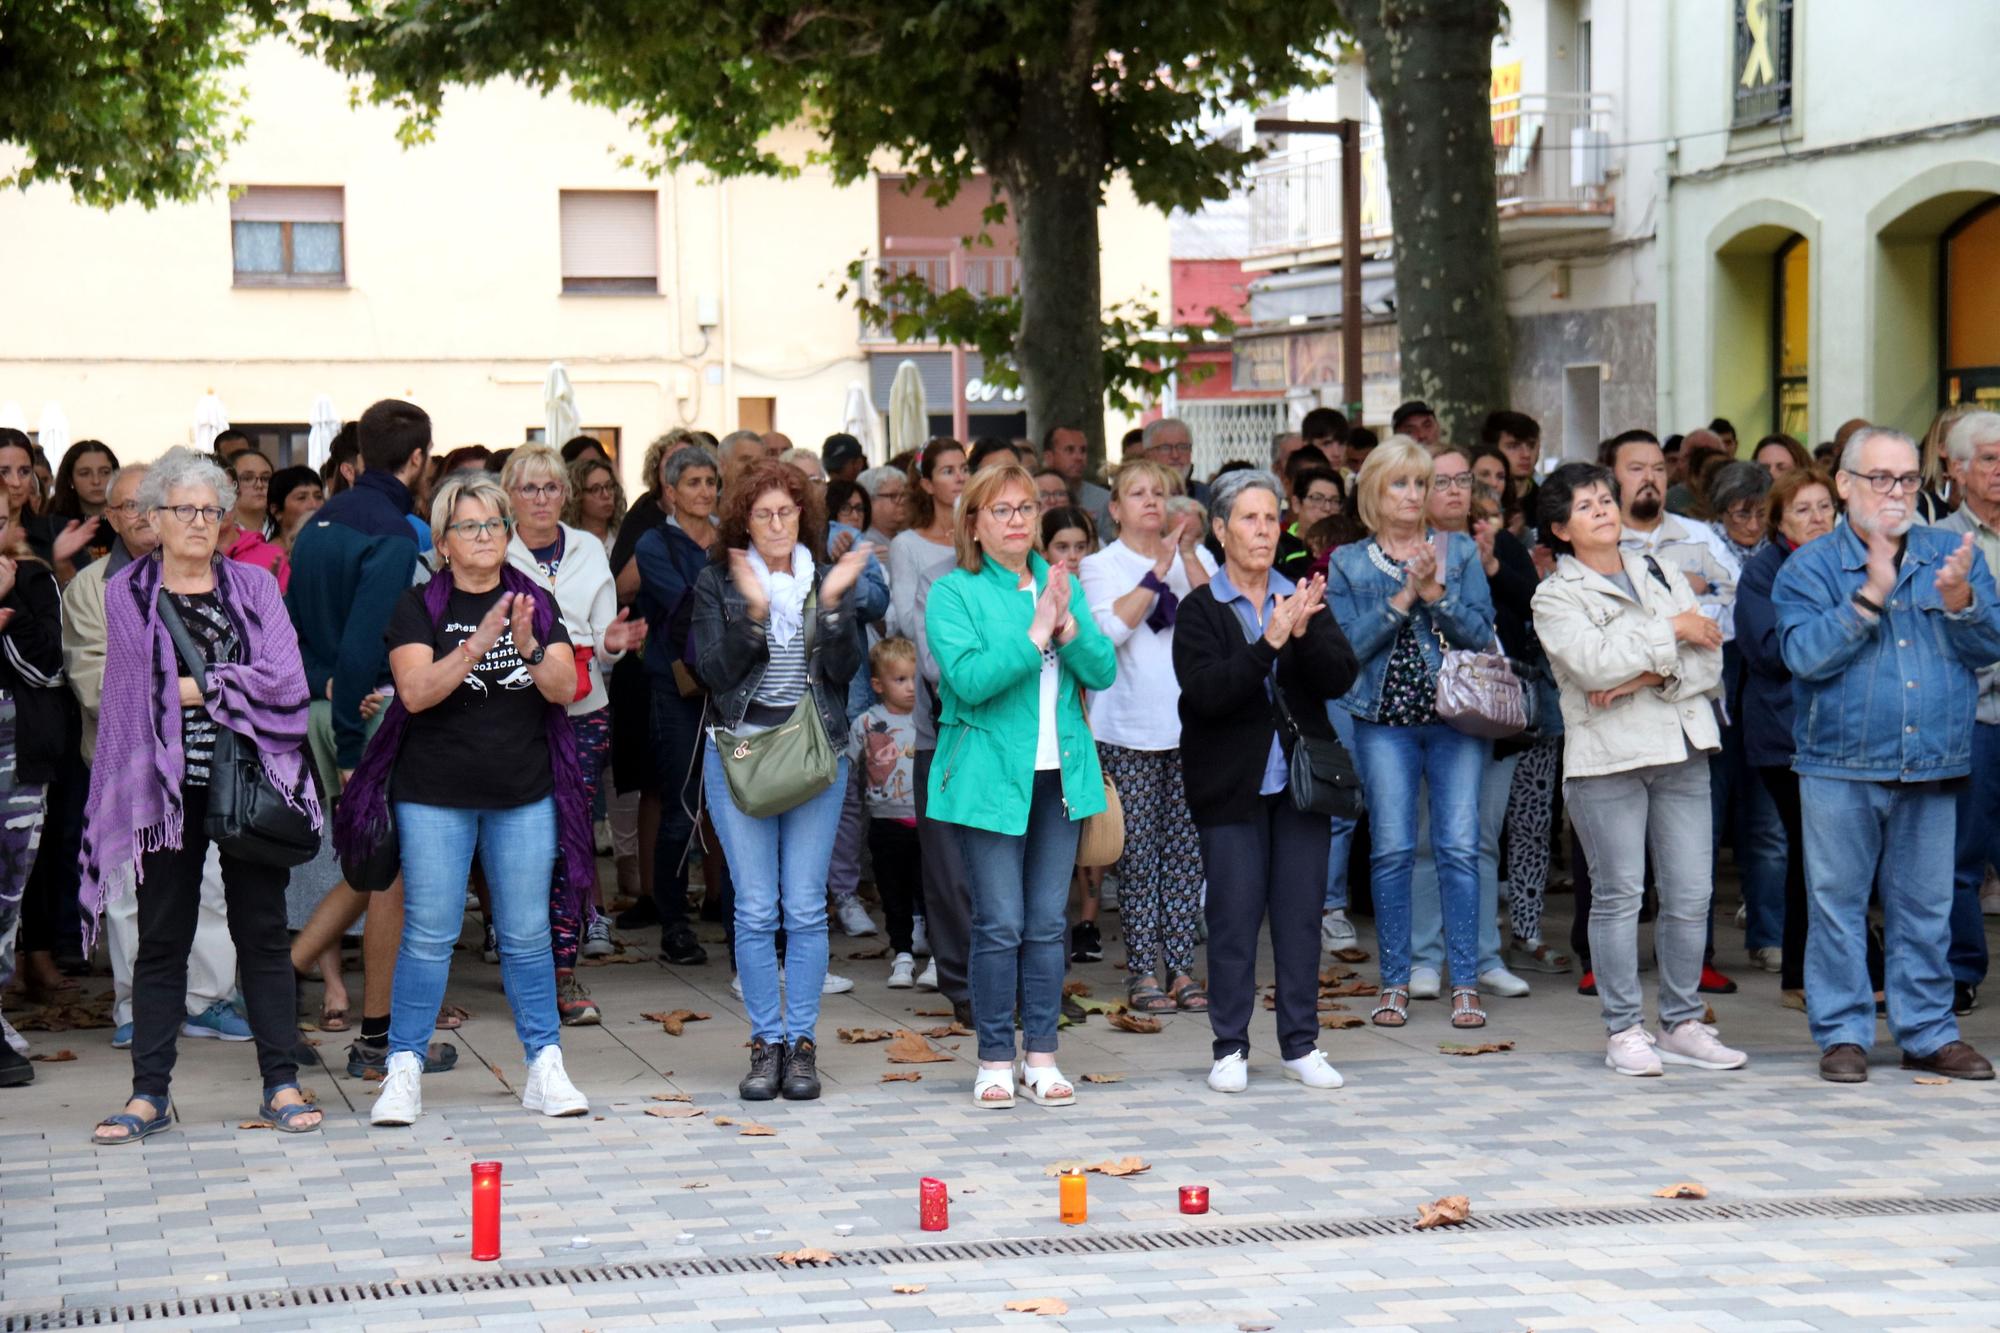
[[334, 564, 595, 925], [79, 554, 321, 950]]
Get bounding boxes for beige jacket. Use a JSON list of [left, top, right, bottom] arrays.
[[1530, 551, 1723, 779], [60, 556, 112, 763]]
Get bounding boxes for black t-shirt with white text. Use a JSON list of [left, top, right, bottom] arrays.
[[385, 583, 570, 809]]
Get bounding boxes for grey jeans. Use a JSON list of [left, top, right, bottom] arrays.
[[1564, 754, 1712, 1035]]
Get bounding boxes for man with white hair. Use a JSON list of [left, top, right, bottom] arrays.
[[1143, 417, 1207, 506], [1775, 426, 2000, 1083], [717, 429, 766, 492], [1935, 410, 2000, 1006]]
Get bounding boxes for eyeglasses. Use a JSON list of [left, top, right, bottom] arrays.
[[750, 505, 799, 526], [581, 483, 616, 499], [232, 474, 270, 489], [1298, 492, 1341, 510], [159, 504, 227, 526], [448, 518, 509, 540], [1843, 469, 1924, 495], [983, 502, 1039, 523], [109, 500, 141, 515], [1431, 475, 1476, 492], [512, 482, 563, 501]]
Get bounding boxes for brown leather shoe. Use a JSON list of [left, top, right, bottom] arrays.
[[1902, 1040, 1996, 1080], [1819, 1043, 1869, 1083]]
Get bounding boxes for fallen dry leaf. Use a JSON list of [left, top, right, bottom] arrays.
[[1239, 1325, 1276, 1333], [1078, 1072, 1125, 1084], [29, 1048, 77, 1062], [1106, 1009, 1162, 1034], [640, 1010, 712, 1036], [1004, 1298, 1069, 1316], [1415, 1195, 1472, 1230], [848, 945, 891, 960], [649, 1092, 693, 1103], [1319, 980, 1377, 997], [13, 993, 114, 1032], [920, 1023, 974, 1039], [880, 1071, 922, 1082], [737, 1122, 778, 1136], [1090, 1156, 1150, 1177], [298, 1022, 319, 1033], [914, 1007, 953, 1017], [838, 1028, 894, 1043], [1653, 1182, 1708, 1199], [1702, 1003, 1717, 1024], [238, 1119, 273, 1130], [644, 1104, 704, 1119], [1318, 967, 1359, 984], [1331, 947, 1370, 964], [681, 1181, 709, 1190], [361, 1069, 385, 1082], [777, 1246, 835, 1267], [885, 1029, 953, 1063], [1319, 1015, 1365, 1030], [1915, 1075, 1952, 1085], [1438, 1041, 1515, 1057], [892, 1283, 927, 1294], [1061, 980, 1092, 997]]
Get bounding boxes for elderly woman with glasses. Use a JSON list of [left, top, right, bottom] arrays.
[[502, 446, 647, 1025], [80, 448, 322, 1141], [338, 472, 597, 1126]]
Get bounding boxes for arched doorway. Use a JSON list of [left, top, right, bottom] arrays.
[[1944, 198, 2000, 409], [1710, 206, 1816, 446], [1774, 236, 1810, 438], [1866, 162, 2000, 435]]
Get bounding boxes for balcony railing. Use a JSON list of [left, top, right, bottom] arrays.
[[856, 251, 1022, 343], [1247, 91, 1615, 256]]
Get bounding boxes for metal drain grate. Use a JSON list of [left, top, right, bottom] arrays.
[[6, 1193, 1996, 1330]]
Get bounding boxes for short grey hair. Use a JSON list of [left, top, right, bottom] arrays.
[[429, 472, 513, 550], [661, 444, 719, 489], [1270, 431, 1303, 465], [107, 462, 150, 500], [719, 429, 764, 463], [137, 446, 235, 515], [856, 465, 905, 497], [1142, 417, 1191, 448], [780, 447, 826, 480], [1944, 410, 2000, 465], [1840, 426, 1919, 475], [1707, 460, 1771, 515], [1209, 467, 1283, 527]]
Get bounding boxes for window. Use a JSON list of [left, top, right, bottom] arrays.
[[231, 423, 312, 469], [559, 191, 659, 294], [1732, 0, 1793, 128], [231, 187, 345, 286], [1944, 199, 2000, 408]]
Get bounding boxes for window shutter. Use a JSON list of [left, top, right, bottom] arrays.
[[230, 186, 344, 223], [560, 191, 659, 280]]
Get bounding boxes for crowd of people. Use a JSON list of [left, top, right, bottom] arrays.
[[2, 393, 1998, 1140]]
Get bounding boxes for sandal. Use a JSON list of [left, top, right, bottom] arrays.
[[435, 1003, 469, 1031], [318, 1003, 350, 1033], [92, 1093, 172, 1146], [1450, 987, 1488, 1029], [1016, 1060, 1075, 1107], [1126, 977, 1176, 1014], [972, 1065, 1015, 1109], [1370, 987, 1410, 1028], [1168, 978, 1210, 1012], [259, 1083, 324, 1134]]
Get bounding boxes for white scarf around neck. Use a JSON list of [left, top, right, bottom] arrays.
[[749, 543, 813, 648]]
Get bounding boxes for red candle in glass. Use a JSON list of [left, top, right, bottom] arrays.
[[919, 1177, 949, 1231], [470, 1162, 503, 1260], [1179, 1185, 1209, 1215]]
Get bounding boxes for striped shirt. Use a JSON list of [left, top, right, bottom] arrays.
[[751, 620, 810, 708], [165, 590, 241, 787]]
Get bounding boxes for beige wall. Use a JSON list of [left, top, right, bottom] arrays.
[[0, 41, 1169, 490]]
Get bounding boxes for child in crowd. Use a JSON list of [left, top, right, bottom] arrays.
[[852, 637, 925, 987]]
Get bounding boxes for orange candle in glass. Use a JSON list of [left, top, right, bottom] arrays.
[[1059, 1171, 1087, 1225]]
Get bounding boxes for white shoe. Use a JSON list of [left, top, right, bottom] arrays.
[[887, 953, 916, 989], [1733, 903, 1747, 929], [910, 916, 930, 957], [1281, 1049, 1344, 1089], [1605, 1024, 1663, 1077], [1207, 1051, 1248, 1093], [522, 1046, 590, 1117], [1748, 946, 1782, 973], [370, 1051, 424, 1125], [1654, 1019, 1748, 1071], [1408, 966, 1443, 1000], [729, 975, 744, 1000], [593, 817, 614, 857], [916, 958, 938, 991], [836, 899, 878, 937], [1099, 873, 1120, 911], [1321, 909, 1358, 952], [581, 917, 616, 959], [1478, 966, 1530, 998], [0, 1013, 26, 1056], [822, 971, 855, 995]]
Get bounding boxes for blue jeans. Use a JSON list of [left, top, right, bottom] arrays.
[[1950, 723, 1999, 987], [1353, 720, 1485, 988], [1323, 704, 1356, 911], [702, 741, 848, 1045], [1412, 751, 1516, 980], [1800, 776, 1959, 1056], [1712, 722, 1787, 950], [953, 770, 1079, 1063], [392, 799, 560, 1062]]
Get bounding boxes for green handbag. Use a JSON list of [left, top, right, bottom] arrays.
[[712, 592, 839, 818]]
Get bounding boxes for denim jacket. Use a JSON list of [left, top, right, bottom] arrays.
[[1773, 520, 2000, 782], [1327, 531, 1495, 723]]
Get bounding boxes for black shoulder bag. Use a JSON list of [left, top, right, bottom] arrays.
[[157, 591, 321, 868], [1229, 602, 1365, 820]]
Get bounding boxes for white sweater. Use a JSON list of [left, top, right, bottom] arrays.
[[506, 522, 623, 715]]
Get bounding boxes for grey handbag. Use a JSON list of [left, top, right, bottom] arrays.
[[1432, 626, 1529, 740]]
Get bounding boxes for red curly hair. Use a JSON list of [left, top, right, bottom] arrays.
[[713, 459, 828, 562]]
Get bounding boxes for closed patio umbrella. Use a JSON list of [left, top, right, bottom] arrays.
[[193, 393, 230, 453], [887, 360, 926, 460], [307, 395, 340, 469], [841, 380, 882, 462], [544, 363, 581, 450]]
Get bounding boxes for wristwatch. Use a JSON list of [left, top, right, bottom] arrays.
[[523, 643, 546, 666]]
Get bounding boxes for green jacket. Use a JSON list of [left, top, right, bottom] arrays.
[[926, 551, 1117, 835]]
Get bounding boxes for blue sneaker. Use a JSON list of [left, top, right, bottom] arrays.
[[112, 1022, 133, 1049], [182, 1000, 253, 1042]]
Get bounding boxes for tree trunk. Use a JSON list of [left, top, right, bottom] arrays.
[[1347, 0, 1509, 445]]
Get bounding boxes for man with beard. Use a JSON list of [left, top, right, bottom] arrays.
[[1602, 430, 1738, 634], [1775, 427, 2000, 1083]]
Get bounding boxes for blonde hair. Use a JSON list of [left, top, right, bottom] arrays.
[[1353, 435, 1434, 533], [1108, 457, 1184, 503], [499, 443, 568, 501], [952, 463, 1039, 572], [869, 635, 917, 675], [430, 472, 513, 551]]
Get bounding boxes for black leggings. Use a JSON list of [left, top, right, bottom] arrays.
[[867, 818, 924, 955]]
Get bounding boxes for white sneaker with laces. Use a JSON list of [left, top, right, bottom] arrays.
[[1605, 1024, 1663, 1077], [1654, 1019, 1748, 1070], [911, 916, 930, 957], [1478, 966, 1530, 998], [729, 974, 744, 1000], [581, 917, 616, 959], [370, 1051, 424, 1125], [887, 953, 916, 988], [1321, 909, 1358, 952], [1282, 1049, 1344, 1089], [1408, 966, 1443, 1000], [1207, 1051, 1248, 1093], [916, 958, 938, 991], [1748, 946, 1782, 973], [836, 899, 878, 937], [822, 971, 856, 995], [522, 1046, 590, 1116]]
